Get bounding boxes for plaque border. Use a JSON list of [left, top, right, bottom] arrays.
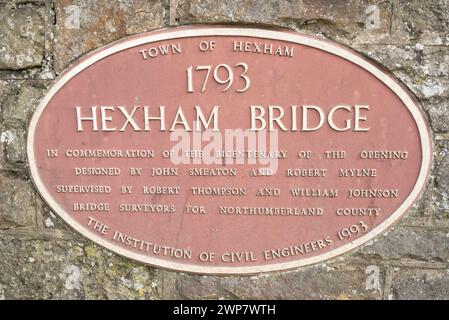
[[27, 26, 433, 275]]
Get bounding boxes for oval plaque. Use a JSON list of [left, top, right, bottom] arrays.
[[28, 26, 432, 274]]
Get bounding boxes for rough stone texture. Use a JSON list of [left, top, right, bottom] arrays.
[[53, 0, 168, 73], [171, 264, 384, 299], [0, 173, 37, 229], [351, 44, 449, 133], [353, 45, 449, 83], [426, 98, 449, 133], [0, 81, 48, 169], [390, 268, 449, 300], [434, 141, 449, 219], [358, 226, 449, 262], [177, 0, 392, 45], [0, 0, 448, 300], [0, 235, 159, 299], [0, 3, 45, 70], [391, 0, 449, 45]]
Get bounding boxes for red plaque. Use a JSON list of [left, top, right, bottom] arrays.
[[27, 26, 432, 274]]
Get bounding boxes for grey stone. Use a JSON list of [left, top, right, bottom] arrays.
[[0, 235, 160, 299], [0, 79, 12, 99], [295, 0, 392, 45], [2, 84, 44, 125], [175, 264, 384, 299], [0, 81, 47, 168], [400, 195, 426, 220], [0, 67, 43, 80], [391, 0, 449, 45], [408, 78, 449, 100], [423, 98, 449, 133], [0, 147, 4, 172], [390, 268, 449, 300], [354, 45, 449, 80], [1, 122, 26, 165], [350, 44, 449, 131], [434, 141, 449, 219], [0, 173, 37, 229], [358, 226, 449, 262], [53, 0, 167, 73], [36, 196, 76, 233], [177, 0, 392, 45], [352, 44, 449, 100], [0, 4, 45, 70]]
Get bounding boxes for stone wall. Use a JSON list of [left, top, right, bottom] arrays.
[[0, 0, 448, 300]]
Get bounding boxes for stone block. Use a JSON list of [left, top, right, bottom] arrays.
[[0, 81, 47, 168], [0, 3, 45, 70], [425, 98, 449, 133], [349, 44, 449, 132], [175, 263, 384, 299], [0, 235, 159, 299], [1, 122, 26, 165], [434, 141, 449, 219], [53, 0, 167, 73], [390, 268, 449, 300], [355, 44, 449, 80], [391, 0, 449, 45], [358, 225, 449, 262], [177, 0, 392, 45], [0, 173, 37, 229]]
